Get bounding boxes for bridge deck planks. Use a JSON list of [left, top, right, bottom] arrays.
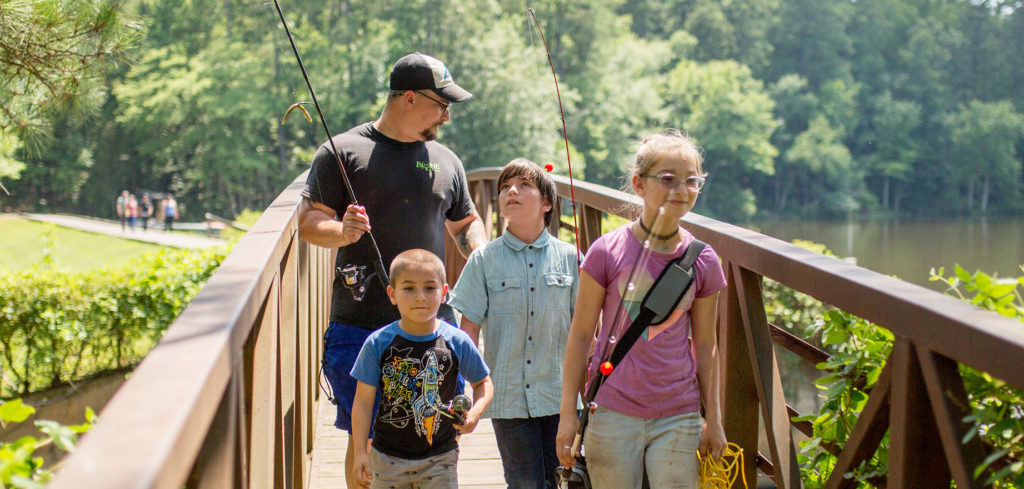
[[308, 394, 506, 489]]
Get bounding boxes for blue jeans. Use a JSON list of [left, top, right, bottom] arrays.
[[492, 414, 560, 489], [322, 321, 378, 433]]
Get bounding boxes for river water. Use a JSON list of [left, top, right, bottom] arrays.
[[747, 217, 1024, 289]]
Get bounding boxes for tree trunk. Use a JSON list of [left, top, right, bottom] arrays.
[[966, 179, 975, 211], [882, 176, 890, 210], [981, 175, 990, 213]]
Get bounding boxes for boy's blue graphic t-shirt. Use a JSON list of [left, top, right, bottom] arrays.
[[351, 321, 489, 460]]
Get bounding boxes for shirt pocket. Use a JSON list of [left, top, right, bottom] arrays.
[[487, 277, 523, 314], [543, 273, 575, 312]]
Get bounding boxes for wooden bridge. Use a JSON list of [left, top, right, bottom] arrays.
[[48, 169, 1024, 489]]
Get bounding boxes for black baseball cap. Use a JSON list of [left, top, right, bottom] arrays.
[[389, 52, 472, 103]]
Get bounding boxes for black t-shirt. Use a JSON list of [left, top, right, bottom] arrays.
[[351, 322, 489, 460], [301, 122, 475, 328]]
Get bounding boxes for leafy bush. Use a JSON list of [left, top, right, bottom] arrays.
[[789, 263, 1024, 488], [0, 247, 226, 397], [0, 398, 94, 488], [931, 265, 1024, 486], [761, 242, 1023, 487]]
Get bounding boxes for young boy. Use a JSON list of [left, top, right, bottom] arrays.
[[450, 158, 579, 488], [350, 249, 493, 489]]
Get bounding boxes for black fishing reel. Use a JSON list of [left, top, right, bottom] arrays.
[[337, 264, 377, 302], [555, 458, 591, 489], [436, 394, 473, 425]]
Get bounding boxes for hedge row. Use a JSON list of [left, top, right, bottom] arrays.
[[0, 247, 226, 398]]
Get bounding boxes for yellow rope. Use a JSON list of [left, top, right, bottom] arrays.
[[697, 443, 747, 489]]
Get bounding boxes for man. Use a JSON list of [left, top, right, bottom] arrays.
[[297, 52, 488, 489]]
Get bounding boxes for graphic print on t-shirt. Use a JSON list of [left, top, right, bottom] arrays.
[[616, 268, 695, 341], [377, 340, 456, 446]]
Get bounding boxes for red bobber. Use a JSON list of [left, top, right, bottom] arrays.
[[600, 361, 614, 375], [544, 163, 554, 172]]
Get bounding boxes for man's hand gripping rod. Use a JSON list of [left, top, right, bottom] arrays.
[[272, 0, 390, 291]]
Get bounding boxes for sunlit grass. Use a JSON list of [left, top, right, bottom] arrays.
[[0, 216, 166, 272]]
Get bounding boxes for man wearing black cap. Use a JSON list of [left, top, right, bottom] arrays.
[[298, 52, 487, 488]]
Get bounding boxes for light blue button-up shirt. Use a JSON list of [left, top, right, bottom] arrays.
[[450, 229, 579, 418]]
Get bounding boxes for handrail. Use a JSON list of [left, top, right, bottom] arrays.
[[50, 172, 331, 489], [461, 167, 1024, 489]]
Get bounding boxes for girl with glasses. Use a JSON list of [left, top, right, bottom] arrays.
[[556, 130, 728, 488]]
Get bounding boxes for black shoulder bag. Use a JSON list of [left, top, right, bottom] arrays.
[[556, 239, 707, 489]]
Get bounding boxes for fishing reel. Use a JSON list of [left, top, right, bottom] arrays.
[[435, 394, 473, 425], [337, 264, 377, 302], [555, 458, 591, 489]]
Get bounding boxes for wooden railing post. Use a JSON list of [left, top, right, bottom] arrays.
[[732, 264, 801, 489], [578, 204, 602, 254], [889, 337, 950, 488], [719, 261, 759, 489], [917, 350, 987, 489]]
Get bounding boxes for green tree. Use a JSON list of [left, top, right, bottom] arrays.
[[765, 74, 818, 214], [861, 92, 921, 213], [683, 0, 778, 72], [0, 0, 138, 184], [894, 16, 963, 213], [768, 0, 853, 89], [783, 115, 860, 216], [663, 59, 777, 221], [950, 100, 1024, 213]]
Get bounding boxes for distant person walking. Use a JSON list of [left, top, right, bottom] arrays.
[[140, 194, 153, 231], [163, 195, 178, 231], [126, 193, 139, 232], [116, 190, 129, 232]]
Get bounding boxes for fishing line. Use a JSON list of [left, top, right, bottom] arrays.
[[570, 193, 673, 457], [527, 8, 582, 263], [271, 0, 390, 292]]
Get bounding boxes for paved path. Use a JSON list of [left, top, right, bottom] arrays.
[[21, 213, 225, 249], [308, 393, 505, 489]]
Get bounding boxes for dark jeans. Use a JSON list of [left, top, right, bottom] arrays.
[[492, 414, 560, 489]]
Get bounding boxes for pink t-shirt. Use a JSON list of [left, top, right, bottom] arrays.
[[580, 224, 726, 419]]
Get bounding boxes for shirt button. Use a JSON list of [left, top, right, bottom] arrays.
[[529, 263, 533, 268], [530, 311, 534, 316], [526, 384, 530, 389], [528, 336, 532, 341], [530, 287, 535, 292], [527, 360, 531, 364], [529, 246, 533, 249], [501, 281, 505, 286]]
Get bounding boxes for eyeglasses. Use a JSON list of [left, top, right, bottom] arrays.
[[641, 173, 706, 191], [417, 90, 452, 115]]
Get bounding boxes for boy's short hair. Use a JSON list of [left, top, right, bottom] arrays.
[[497, 158, 558, 226], [390, 249, 446, 284]]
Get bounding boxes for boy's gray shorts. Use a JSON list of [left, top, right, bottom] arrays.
[[369, 446, 458, 489]]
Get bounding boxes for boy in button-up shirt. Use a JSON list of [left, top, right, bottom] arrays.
[[450, 158, 579, 489]]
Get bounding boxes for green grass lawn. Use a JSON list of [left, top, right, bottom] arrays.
[[0, 216, 167, 272]]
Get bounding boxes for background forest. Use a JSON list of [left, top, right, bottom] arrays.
[[2, 0, 1024, 223]]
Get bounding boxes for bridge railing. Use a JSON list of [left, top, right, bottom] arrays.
[[458, 167, 1024, 489], [50, 172, 331, 489], [48, 167, 1022, 489]]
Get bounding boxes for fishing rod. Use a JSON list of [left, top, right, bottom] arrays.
[[272, 0, 390, 291], [527, 8, 582, 264]]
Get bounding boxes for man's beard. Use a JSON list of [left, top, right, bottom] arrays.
[[420, 124, 440, 141]]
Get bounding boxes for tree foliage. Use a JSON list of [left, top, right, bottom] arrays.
[[2, 0, 1023, 220], [0, 0, 138, 163]]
